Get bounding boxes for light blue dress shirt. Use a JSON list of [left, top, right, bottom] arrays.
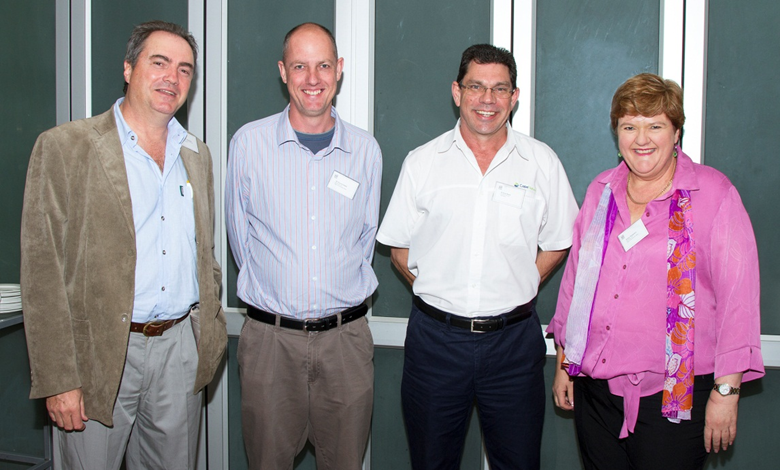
[[114, 99, 199, 322]]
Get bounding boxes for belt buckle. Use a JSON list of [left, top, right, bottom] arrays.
[[470, 318, 490, 333], [142, 320, 166, 337], [303, 319, 325, 332]]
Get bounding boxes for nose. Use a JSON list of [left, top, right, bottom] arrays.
[[305, 68, 319, 85], [480, 88, 497, 104], [164, 68, 178, 86], [635, 128, 650, 145]]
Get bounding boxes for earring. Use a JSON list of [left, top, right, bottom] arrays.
[[618, 151, 623, 158], [673, 149, 678, 158]]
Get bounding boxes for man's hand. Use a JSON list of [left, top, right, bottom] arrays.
[[390, 247, 416, 286], [46, 388, 88, 431]]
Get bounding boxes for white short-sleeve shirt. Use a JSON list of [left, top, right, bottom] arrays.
[[377, 121, 578, 317]]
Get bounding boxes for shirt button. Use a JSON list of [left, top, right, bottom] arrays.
[[602, 359, 606, 364], [161, 286, 166, 291], [606, 325, 610, 330], [311, 216, 316, 220], [162, 250, 167, 255], [311, 186, 316, 191], [614, 294, 619, 299], [161, 216, 165, 221], [312, 304, 318, 309], [312, 276, 318, 281], [622, 265, 627, 269], [645, 211, 650, 217], [131, 136, 135, 141], [121, 314, 128, 323], [311, 245, 317, 250]]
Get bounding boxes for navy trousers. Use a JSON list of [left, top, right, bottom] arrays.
[[401, 301, 546, 470]]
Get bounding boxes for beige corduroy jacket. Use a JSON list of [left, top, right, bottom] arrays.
[[20, 108, 227, 426]]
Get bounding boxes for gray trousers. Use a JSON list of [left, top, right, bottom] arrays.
[[238, 315, 374, 470], [55, 317, 202, 470]]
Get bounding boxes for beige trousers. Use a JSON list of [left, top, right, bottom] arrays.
[[238, 314, 374, 470], [56, 317, 202, 470]]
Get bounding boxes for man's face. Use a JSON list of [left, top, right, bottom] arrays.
[[278, 26, 343, 127], [123, 31, 194, 119], [452, 61, 519, 143]]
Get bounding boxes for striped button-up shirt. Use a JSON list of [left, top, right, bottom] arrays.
[[226, 106, 382, 319]]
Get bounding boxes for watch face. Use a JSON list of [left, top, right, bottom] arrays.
[[718, 384, 730, 395]]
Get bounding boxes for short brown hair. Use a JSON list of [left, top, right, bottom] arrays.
[[610, 73, 685, 132], [123, 21, 197, 94]]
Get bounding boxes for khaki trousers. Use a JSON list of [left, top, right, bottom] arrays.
[[238, 314, 374, 470], [56, 317, 202, 470]]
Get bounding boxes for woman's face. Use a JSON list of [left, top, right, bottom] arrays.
[[617, 113, 680, 182]]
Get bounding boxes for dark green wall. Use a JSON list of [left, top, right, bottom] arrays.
[[0, 0, 56, 284], [704, 0, 780, 334]]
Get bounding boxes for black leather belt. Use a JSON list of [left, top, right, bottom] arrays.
[[246, 303, 368, 332], [413, 296, 534, 333]]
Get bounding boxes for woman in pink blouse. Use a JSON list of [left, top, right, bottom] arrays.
[[548, 73, 764, 470]]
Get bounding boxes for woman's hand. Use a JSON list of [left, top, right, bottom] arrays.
[[704, 373, 743, 453], [552, 346, 575, 410]]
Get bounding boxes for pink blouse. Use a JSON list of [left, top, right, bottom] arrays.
[[547, 153, 764, 437]]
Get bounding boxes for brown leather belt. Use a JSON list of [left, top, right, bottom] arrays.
[[130, 311, 189, 337]]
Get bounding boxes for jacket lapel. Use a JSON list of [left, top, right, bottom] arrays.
[[91, 109, 135, 236]]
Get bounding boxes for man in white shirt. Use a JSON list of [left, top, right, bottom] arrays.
[[377, 44, 578, 469]]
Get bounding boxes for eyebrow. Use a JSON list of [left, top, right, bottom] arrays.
[[464, 79, 512, 87], [149, 54, 194, 70]]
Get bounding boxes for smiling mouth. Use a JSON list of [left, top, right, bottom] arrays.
[[157, 89, 177, 97], [476, 110, 496, 117], [303, 90, 323, 96]]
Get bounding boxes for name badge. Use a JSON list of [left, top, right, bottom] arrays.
[[618, 219, 649, 251], [327, 171, 359, 199], [492, 182, 526, 209], [182, 134, 199, 153]]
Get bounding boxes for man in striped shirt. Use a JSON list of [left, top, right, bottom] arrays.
[[225, 22, 382, 470]]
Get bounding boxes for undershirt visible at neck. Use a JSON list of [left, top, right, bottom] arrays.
[[295, 127, 335, 155]]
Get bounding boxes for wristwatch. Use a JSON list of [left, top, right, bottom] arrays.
[[713, 383, 740, 396]]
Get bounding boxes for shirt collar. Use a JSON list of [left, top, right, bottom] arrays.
[[438, 120, 523, 162], [113, 98, 188, 149], [275, 105, 349, 157]]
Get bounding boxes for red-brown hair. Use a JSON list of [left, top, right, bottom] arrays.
[[610, 73, 685, 132]]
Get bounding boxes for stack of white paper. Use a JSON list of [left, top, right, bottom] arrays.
[[0, 284, 22, 313]]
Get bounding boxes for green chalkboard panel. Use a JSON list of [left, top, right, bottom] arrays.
[[372, 0, 491, 318], [91, 0, 188, 121], [225, 0, 334, 308], [0, 0, 56, 284], [704, 0, 780, 335], [0, 323, 48, 468], [534, 0, 660, 324]]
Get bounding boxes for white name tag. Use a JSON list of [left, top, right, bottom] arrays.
[[327, 171, 359, 199], [618, 219, 649, 251], [182, 134, 199, 153], [492, 182, 526, 209]]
